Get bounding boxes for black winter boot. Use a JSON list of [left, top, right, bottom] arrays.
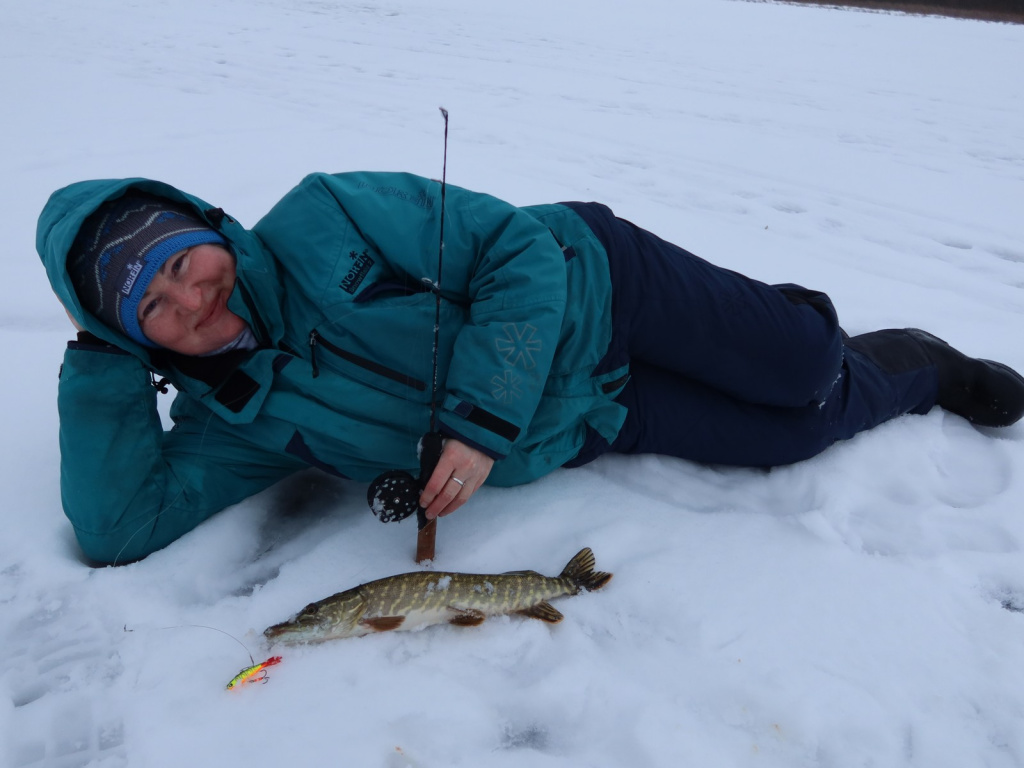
[[845, 328, 1024, 428]]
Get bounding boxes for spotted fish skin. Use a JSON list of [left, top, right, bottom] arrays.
[[264, 548, 612, 645]]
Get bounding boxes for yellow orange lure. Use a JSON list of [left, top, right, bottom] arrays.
[[226, 656, 282, 691]]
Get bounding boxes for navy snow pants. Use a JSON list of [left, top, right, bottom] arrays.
[[564, 202, 940, 468]]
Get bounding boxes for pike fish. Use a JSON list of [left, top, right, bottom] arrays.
[[264, 547, 612, 645]]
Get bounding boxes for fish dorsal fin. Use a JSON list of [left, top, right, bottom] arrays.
[[360, 616, 406, 632], [516, 601, 564, 624], [501, 569, 541, 576], [447, 608, 486, 626]]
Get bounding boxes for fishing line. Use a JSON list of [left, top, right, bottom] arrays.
[[123, 621, 256, 666], [123, 621, 281, 690]]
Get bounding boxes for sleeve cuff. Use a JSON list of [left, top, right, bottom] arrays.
[[437, 423, 507, 461], [439, 394, 524, 458]]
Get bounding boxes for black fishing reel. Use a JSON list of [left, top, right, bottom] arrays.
[[367, 431, 444, 524]]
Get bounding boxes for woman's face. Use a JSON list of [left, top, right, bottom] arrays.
[[136, 243, 247, 355]]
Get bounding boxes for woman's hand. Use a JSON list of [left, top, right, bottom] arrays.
[[419, 438, 494, 520]]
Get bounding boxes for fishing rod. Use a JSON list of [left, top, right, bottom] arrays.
[[366, 107, 450, 563]]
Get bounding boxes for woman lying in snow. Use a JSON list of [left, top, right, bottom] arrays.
[[37, 172, 1024, 564]]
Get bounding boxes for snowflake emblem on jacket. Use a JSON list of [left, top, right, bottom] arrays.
[[491, 370, 522, 403], [495, 323, 541, 370]]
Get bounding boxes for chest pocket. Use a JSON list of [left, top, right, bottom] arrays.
[[311, 292, 467, 403]]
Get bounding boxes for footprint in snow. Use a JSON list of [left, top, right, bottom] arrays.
[[500, 722, 552, 752], [937, 238, 973, 251], [987, 246, 1024, 264], [1000, 591, 1024, 614], [1, 592, 126, 768], [772, 202, 806, 215]]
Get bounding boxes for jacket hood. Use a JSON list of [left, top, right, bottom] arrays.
[[37, 178, 285, 362]]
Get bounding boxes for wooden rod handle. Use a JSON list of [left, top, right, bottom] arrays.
[[416, 518, 437, 563]]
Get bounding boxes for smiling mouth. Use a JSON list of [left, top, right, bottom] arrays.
[[196, 293, 223, 330]]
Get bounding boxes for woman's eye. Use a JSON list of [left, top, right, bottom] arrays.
[[141, 298, 159, 319], [170, 251, 189, 277]]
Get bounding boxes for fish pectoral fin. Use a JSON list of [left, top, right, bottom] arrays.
[[359, 616, 406, 632], [447, 608, 487, 627], [516, 601, 564, 624]]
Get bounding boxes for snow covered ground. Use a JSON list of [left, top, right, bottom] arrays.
[[3, 0, 1024, 765]]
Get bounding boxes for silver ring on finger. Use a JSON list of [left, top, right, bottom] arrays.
[[451, 476, 466, 487]]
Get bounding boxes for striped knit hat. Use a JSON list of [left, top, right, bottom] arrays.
[[68, 193, 226, 346]]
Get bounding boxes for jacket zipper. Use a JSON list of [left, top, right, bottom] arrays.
[[307, 330, 426, 391], [308, 331, 321, 378]]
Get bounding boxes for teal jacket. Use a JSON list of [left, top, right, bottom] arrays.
[[38, 172, 628, 563]]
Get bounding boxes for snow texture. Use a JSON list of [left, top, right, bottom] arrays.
[[2, 1, 1024, 766]]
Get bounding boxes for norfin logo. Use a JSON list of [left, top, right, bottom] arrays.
[[119, 261, 144, 296], [340, 249, 374, 294]]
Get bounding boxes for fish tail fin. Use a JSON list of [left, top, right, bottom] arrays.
[[560, 548, 613, 592]]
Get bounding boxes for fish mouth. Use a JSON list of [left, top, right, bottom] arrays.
[[264, 622, 302, 642], [264, 619, 327, 645]]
